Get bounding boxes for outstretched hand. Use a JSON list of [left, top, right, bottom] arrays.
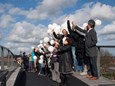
[[65, 15, 69, 20], [72, 21, 75, 31]]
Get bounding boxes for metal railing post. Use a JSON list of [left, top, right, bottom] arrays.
[[1, 47, 4, 70], [7, 50, 10, 68], [97, 47, 101, 77]]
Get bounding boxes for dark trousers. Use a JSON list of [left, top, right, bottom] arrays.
[[87, 56, 98, 78], [60, 73, 71, 86]]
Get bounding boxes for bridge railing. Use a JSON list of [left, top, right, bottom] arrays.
[[0, 45, 18, 70], [0, 45, 18, 86], [97, 45, 115, 80]]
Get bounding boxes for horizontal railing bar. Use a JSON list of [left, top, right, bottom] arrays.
[[97, 45, 115, 48]]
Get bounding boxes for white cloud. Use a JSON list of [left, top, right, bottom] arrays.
[[27, 0, 77, 20], [99, 21, 115, 35], [7, 21, 48, 42], [104, 35, 115, 40], [5, 42, 32, 54], [5, 21, 48, 54], [0, 14, 15, 28], [1, 1, 115, 54], [0, 32, 2, 39], [0, 7, 4, 13], [8, 7, 28, 16], [0, 3, 13, 13], [53, 2, 115, 25], [52, 3, 93, 25], [91, 2, 115, 21]]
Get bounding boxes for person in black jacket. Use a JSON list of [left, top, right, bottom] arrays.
[[67, 20, 85, 72], [73, 19, 98, 80], [52, 28, 71, 46], [22, 52, 29, 71], [57, 37, 73, 86]]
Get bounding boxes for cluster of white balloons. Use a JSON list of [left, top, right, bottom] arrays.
[[47, 23, 61, 35], [32, 19, 102, 54]]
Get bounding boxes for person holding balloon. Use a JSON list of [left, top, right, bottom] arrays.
[[57, 37, 73, 86]]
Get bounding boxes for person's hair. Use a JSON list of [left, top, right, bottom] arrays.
[[66, 37, 73, 45], [23, 52, 26, 54], [88, 19, 95, 28]]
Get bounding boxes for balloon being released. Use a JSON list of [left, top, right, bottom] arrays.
[[44, 37, 50, 43], [50, 40, 55, 45], [95, 19, 102, 26], [48, 46, 54, 53]]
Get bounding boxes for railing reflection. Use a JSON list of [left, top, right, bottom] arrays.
[[97, 45, 115, 80]]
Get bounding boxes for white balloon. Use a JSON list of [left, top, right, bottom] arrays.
[[37, 45, 40, 48], [83, 23, 88, 28], [48, 46, 54, 53], [43, 43, 47, 46], [95, 19, 102, 26], [54, 25, 61, 34], [53, 23, 57, 27], [44, 37, 50, 43], [39, 59, 43, 64], [38, 48, 43, 53], [40, 40, 43, 44], [40, 55, 44, 59], [48, 24, 53, 29], [31, 46, 35, 49], [50, 40, 55, 45], [33, 56, 37, 59], [47, 29, 51, 34]]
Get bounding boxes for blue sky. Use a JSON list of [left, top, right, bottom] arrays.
[[0, 0, 115, 54]]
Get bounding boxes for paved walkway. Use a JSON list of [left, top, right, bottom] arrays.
[[7, 67, 115, 86], [14, 70, 88, 86]]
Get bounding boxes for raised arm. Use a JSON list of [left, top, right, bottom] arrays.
[[67, 20, 72, 34], [53, 31, 61, 40], [74, 25, 87, 37]]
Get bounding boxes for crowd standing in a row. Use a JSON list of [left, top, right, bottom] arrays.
[[19, 18, 98, 86]]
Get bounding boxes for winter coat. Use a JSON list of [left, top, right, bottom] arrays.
[[74, 25, 98, 57], [57, 45, 73, 74], [67, 20, 85, 61], [53, 30, 71, 46]]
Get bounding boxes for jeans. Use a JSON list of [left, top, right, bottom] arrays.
[[76, 58, 83, 72], [72, 46, 78, 71]]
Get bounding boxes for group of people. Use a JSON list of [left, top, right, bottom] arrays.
[[20, 18, 98, 86]]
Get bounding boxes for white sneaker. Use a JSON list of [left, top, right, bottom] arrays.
[[80, 71, 87, 75]]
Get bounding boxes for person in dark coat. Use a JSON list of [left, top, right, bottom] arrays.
[[67, 20, 85, 72], [52, 27, 71, 46], [73, 19, 98, 80], [57, 37, 73, 86], [22, 52, 29, 71]]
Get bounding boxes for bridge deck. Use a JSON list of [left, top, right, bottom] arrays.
[[6, 67, 115, 86], [13, 71, 88, 86]]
